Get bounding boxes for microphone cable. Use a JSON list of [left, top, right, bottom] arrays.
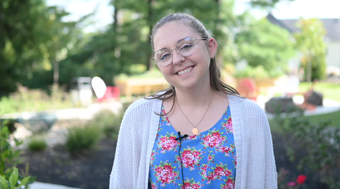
[[176, 131, 188, 189]]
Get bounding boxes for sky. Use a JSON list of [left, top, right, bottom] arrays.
[[47, 0, 340, 32]]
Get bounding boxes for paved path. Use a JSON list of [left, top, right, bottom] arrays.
[[30, 182, 81, 189]]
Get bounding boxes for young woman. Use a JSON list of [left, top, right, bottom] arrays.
[[110, 13, 277, 189]]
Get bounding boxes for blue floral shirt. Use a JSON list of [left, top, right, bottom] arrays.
[[149, 105, 236, 189]]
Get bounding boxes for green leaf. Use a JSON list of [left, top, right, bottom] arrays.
[[19, 177, 30, 187], [8, 168, 18, 188], [0, 176, 8, 189]]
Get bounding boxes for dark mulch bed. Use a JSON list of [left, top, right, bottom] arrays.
[[17, 138, 116, 189], [16, 133, 329, 189]]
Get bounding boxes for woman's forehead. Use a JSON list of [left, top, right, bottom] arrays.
[[153, 21, 199, 50]]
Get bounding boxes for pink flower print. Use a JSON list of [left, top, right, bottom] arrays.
[[207, 173, 217, 184], [201, 165, 208, 171], [155, 165, 178, 186], [207, 155, 213, 162], [223, 117, 233, 133], [224, 169, 232, 177], [221, 146, 233, 156], [214, 166, 225, 176], [150, 151, 156, 163], [189, 135, 197, 140], [192, 183, 200, 189], [159, 136, 178, 153], [221, 179, 235, 189], [203, 131, 223, 148], [182, 149, 201, 169], [184, 182, 191, 189]]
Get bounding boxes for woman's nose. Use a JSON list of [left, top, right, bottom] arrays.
[[172, 49, 185, 65]]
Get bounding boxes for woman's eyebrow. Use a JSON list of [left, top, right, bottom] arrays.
[[154, 47, 169, 53]]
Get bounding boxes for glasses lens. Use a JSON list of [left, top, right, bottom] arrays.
[[153, 38, 198, 67], [177, 38, 195, 56], [154, 49, 172, 66]]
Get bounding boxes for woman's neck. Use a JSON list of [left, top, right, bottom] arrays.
[[175, 85, 214, 107]]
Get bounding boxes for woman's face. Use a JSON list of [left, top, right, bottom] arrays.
[[153, 21, 217, 91]]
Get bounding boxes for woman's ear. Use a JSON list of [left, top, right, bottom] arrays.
[[208, 37, 217, 58]]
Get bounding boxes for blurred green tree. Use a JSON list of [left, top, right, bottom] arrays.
[[59, 0, 237, 87], [249, 0, 295, 8], [0, 0, 85, 94], [293, 18, 327, 82], [234, 16, 295, 77]]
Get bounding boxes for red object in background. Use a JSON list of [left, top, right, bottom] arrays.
[[296, 175, 307, 184], [236, 78, 258, 101], [98, 86, 120, 102]]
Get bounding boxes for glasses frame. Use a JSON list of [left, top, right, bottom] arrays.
[[152, 37, 207, 67]]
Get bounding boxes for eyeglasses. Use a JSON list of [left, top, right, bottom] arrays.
[[152, 37, 207, 67]]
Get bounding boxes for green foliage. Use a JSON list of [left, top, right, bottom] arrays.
[[0, 118, 34, 189], [27, 136, 47, 152], [249, 0, 295, 7], [235, 17, 295, 76], [0, 0, 87, 94], [0, 167, 31, 189], [0, 84, 73, 114], [90, 110, 123, 139], [273, 107, 340, 188], [234, 65, 283, 79], [293, 18, 327, 82], [66, 124, 102, 154]]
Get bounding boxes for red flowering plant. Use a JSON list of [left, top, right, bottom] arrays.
[[273, 106, 340, 188], [278, 168, 307, 189]]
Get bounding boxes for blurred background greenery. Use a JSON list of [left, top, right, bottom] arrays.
[[0, 0, 331, 99]]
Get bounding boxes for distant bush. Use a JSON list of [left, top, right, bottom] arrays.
[[0, 84, 73, 114], [27, 136, 48, 152], [234, 65, 283, 79], [90, 109, 123, 139], [66, 124, 102, 154]]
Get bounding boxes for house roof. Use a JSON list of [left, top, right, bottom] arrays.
[[266, 14, 340, 41]]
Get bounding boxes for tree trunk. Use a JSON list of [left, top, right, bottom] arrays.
[[53, 60, 59, 86], [146, 0, 153, 71]]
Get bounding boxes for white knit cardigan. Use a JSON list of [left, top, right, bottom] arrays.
[[109, 95, 277, 189]]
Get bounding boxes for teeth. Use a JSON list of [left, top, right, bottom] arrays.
[[178, 67, 193, 75]]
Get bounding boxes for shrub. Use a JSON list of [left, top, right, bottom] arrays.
[[66, 124, 102, 154], [90, 109, 123, 139], [0, 84, 73, 114], [0, 119, 34, 188], [27, 136, 48, 152], [273, 107, 340, 188]]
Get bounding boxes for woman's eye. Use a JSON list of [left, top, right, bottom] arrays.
[[180, 44, 193, 51], [160, 53, 171, 61]]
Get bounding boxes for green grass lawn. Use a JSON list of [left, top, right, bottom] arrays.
[[299, 82, 340, 102]]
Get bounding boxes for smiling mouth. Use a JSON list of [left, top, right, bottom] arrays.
[[177, 66, 194, 75]]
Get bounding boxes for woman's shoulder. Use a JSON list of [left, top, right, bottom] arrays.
[[228, 95, 267, 119]]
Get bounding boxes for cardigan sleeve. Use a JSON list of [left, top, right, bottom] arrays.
[[233, 98, 277, 189], [109, 99, 159, 189], [261, 110, 278, 189], [109, 99, 151, 189], [246, 99, 278, 188], [109, 104, 137, 189]]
